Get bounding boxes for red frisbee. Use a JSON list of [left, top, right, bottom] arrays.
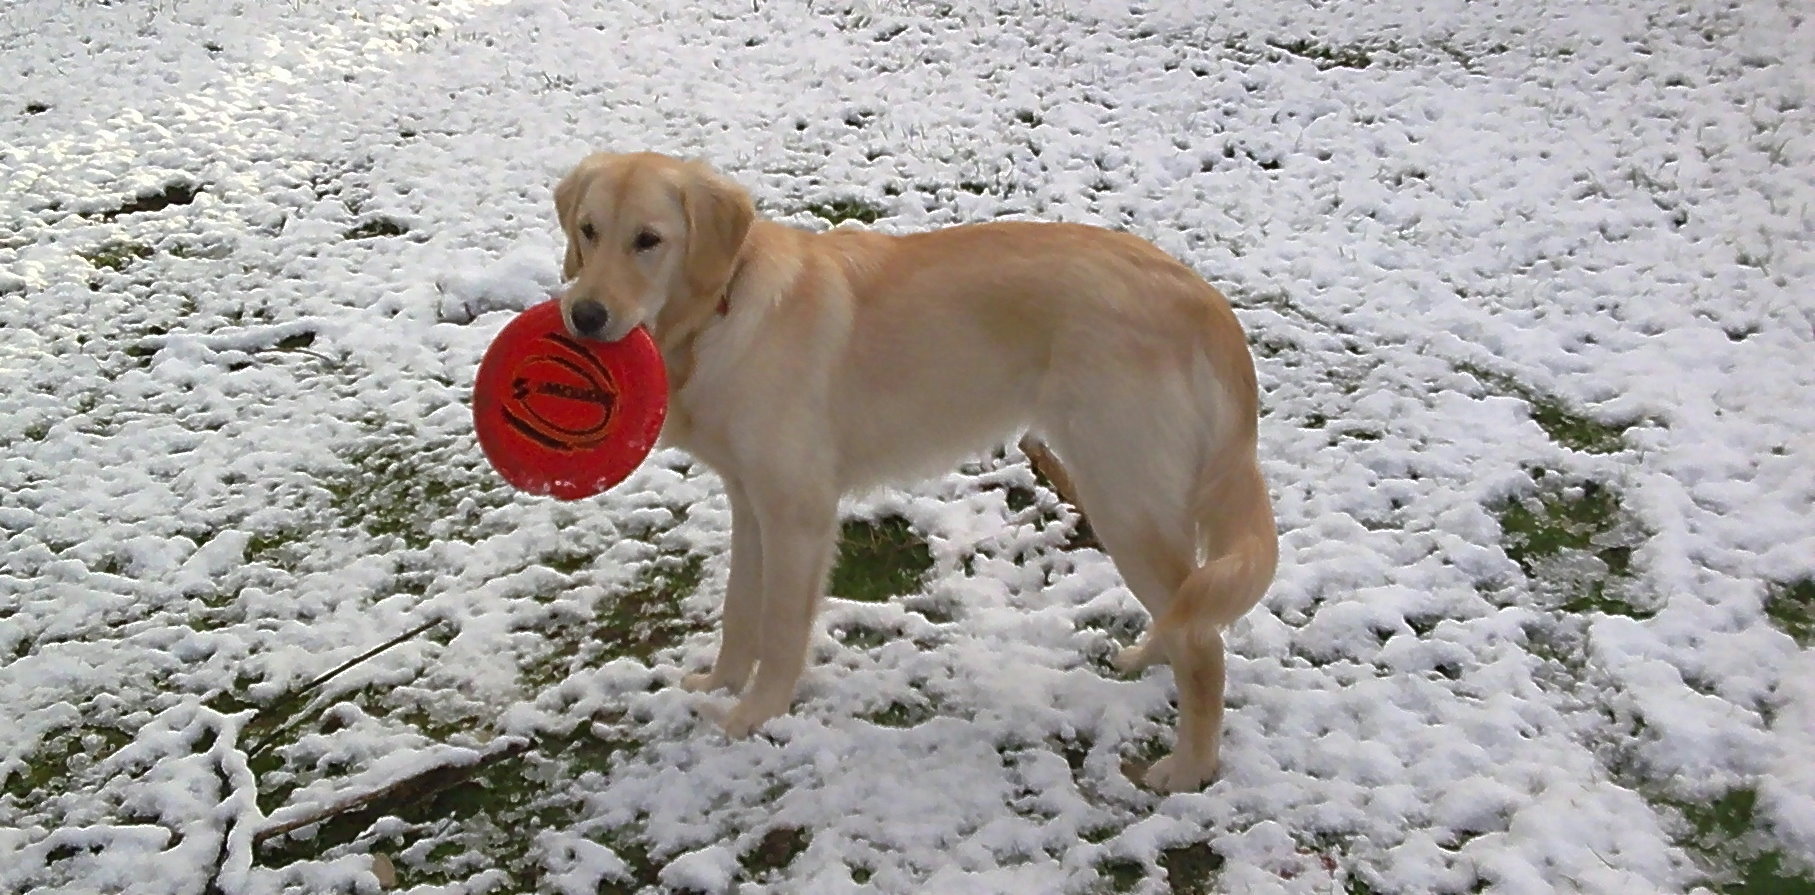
[[472, 300, 667, 500]]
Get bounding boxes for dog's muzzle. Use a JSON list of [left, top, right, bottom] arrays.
[[570, 300, 611, 340]]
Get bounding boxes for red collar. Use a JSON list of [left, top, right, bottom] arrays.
[[715, 257, 745, 318]]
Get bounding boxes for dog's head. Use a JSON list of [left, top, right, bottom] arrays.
[[552, 152, 755, 343]]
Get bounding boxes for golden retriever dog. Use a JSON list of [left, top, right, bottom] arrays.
[[552, 152, 1277, 791]]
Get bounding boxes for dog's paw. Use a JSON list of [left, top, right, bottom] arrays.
[[680, 669, 743, 694], [719, 695, 787, 739], [1112, 638, 1163, 674], [1142, 752, 1218, 793]]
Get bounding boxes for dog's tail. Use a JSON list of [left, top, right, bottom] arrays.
[[1159, 444, 1278, 641]]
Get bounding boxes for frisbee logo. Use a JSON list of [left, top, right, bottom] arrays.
[[500, 332, 620, 452]]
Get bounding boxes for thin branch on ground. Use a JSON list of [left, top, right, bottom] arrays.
[[245, 617, 447, 759], [254, 737, 532, 847]]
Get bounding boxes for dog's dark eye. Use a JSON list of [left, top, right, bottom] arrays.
[[579, 222, 597, 242], [633, 230, 662, 252]]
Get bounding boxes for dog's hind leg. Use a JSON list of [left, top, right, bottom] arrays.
[[1031, 427, 1195, 674], [1143, 458, 1277, 792], [1040, 401, 1274, 791], [1142, 604, 1229, 792], [1046, 451, 1209, 790], [1099, 523, 1191, 675]]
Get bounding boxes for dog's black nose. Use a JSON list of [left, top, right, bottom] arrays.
[[570, 301, 609, 339]]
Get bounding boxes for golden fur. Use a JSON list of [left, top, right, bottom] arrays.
[[554, 152, 1278, 791]]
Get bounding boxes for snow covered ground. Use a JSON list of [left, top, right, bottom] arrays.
[[2, 0, 1811, 892]]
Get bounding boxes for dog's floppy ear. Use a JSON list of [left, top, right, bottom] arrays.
[[552, 162, 590, 281], [679, 162, 755, 300]]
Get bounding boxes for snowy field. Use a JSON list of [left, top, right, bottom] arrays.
[[2, 0, 1812, 892]]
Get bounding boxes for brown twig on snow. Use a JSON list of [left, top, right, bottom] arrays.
[[253, 737, 533, 847], [244, 617, 446, 760]]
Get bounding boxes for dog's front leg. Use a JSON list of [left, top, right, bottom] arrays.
[[718, 480, 839, 738], [682, 478, 762, 694]]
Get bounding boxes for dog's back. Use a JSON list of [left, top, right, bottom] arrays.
[[800, 221, 1254, 495]]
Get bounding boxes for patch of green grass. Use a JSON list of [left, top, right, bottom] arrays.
[[1764, 579, 1814, 647], [121, 341, 159, 361], [1094, 855, 1145, 893], [1344, 869, 1379, 894], [1424, 40, 1515, 74], [830, 516, 932, 603], [1670, 788, 1815, 894], [97, 180, 200, 219], [80, 241, 153, 271], [1492, 484, 1802, 895], [523, 553, 708, 688], [1267, 37, 1375, 70], [1519, 616, 1812, 893], [1493, 472, 1652, 618], [327, 433, 490, 550], [343, 217, 409, 240], [741, 826, 811, 881], [588, 831, 664, 895], [245, 527, 308, 570], [1205, 32, 1513, 74], [831, 621, 893, 650], [1089, 842, 1226, 895], [801, 198, 886, 225], [567, 819, 814, 895], [1526, 398, 1629, 455], [540, 548, 595, 577], [1497, 477, 1629, 575], [1462, 363, 1631, 454], [862, 698, 935, 729], [1161, 842, 1225, 894], [2, 724, 134, 805]]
